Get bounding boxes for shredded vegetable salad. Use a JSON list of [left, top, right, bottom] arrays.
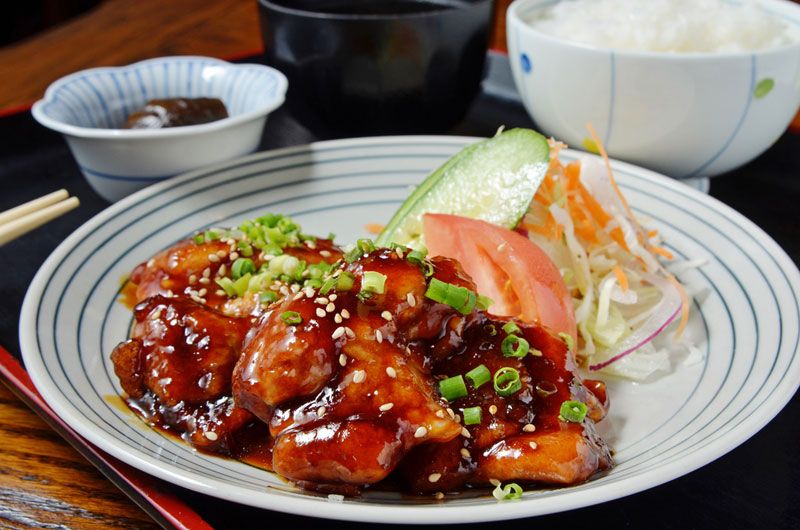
[[520, 128, 694, 380]]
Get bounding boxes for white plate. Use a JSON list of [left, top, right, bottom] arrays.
[[19, 136, 800, 524]]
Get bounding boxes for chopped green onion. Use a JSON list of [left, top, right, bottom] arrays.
[[558, 332, 575, 352], [493, 367, 522, 397], [485, 324, 497, 336], [327, 232, 336, 241], [203, 230, 220, 241], [319, 275, 337, 295], [465, 364, 491, 389], [259, 291, 278, 304], [193, 234, 205, 244], [422, 261, 435, 278], [343, 246, 361, 263], [361, 271, 387, 295], [425, 278, 477, 315], [280, 311, 302, 325], [357, 238, 376, 254], [463, 406, 482, 425], [559, 400, 588, 423], [502, 321, 521, 335], [231, 258, 256, 279], [406, 247, 427, 265], [438, 375, 468, 401], [476, 295, 494, 311], [215, 277, 237, 297], [233, 274, 250, 297], [357, 290, 374, 302], [492, 482, 523, 501], [501, 335, 530, 358], [336, 271, 355, 291], [237, 240, 254, 257], [530, 348, 543, 357]]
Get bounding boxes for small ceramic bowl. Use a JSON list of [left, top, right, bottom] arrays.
[[32, 56, 288, 201], [257, 0, 492, 136], [507, 0, 800, 178]]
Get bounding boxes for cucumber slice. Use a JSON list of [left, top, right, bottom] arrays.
[[376, 128, 550, 249]]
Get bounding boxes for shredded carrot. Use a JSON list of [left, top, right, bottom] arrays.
[[577, 181, 612, 227], [668, 274, 690, 339], [587, 123, 637, 223], [650, 245, 674, 260], [364, 223, 384, 234], [613, 265, 629, 292], [647, 229, 659, 239]]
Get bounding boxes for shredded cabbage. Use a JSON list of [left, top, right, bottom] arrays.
[[520, 140, 697, 380]]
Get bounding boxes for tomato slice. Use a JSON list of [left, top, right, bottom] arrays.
[[423, 213, 577, 343]]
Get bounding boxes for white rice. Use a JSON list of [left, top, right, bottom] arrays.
[[528, 0, 797, 53]]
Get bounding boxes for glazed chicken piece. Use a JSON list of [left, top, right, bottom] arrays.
[[234, 248, 464, 489], [111, 295, 253, 451], [233, 247, 611, 492], [129, 233, 340, 316], [398, 319, 610, 492]]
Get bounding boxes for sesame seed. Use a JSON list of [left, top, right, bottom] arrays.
[[165, 290, 174, 298], [315, 297, 328, 304], [341, 309, 350, 319], [339, 353, 347, 366], [203, 268, 211, 278], [316, 308, 326, 318], [375, 330, 383, 343], [461, 427, 471, 438], [344, 327, 355, 339], [334, 313, 343, 323], [352, 370, 366, 383], [329, 294, 338, 301], [215, 289, 226, 296], [204, 431, 218, 441], [279, 285, 290, 296], [379, 403, 394, 412], [304, 287, 315, 298], [293, 292, 304, 301], [454, 414, 462, 424], [489, 405, 498, 415], [435, 492, 444, 500], [460, 448, 471, 459], [435, 410, 445, 418], [327, 494, 344, 503], [190, 295, 206, 304], [306, 240, 317, 249], [386, 366, 397, 379], [199, 277, 210, 285], [207, 254, 220, 263], [320, 250, 332, 258], [217, 264, 227, 276], [414, 426, 428, 438], [326, 302, 335, 313], [291, 284, 300, 293], [529, 441, 538, 450], [198, 288, 207, 297], [428, 473, 441, 483], [151, 308, 162, 320], [188, 274, 197, 284], [523, 423, 536, 432], [317, 406, 326, 417], [446, 408, 455, 419], [147, 258, 156, 268], [332, 327, 345, 339], [497, 242, 507, 252], [381, 310, 393, 321], [395, 248, 405, 259], [406, 293, 416, 307], [216, 250, 227, 258], [230, 251, 239, 261], [489, 478, 501, 487]]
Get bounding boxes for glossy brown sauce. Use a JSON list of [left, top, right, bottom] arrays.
[[111, 239, 611, 496], [124, 97, 228, 129]]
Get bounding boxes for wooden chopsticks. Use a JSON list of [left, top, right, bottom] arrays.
[[0, 189, 80, 246]]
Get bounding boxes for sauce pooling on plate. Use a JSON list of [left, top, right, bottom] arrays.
[[124, 97, 228, 129]]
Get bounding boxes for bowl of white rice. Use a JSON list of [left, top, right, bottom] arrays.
[[507, 0, 800, 178]]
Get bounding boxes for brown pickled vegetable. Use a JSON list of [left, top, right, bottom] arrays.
[[124, 97, 228, 129]]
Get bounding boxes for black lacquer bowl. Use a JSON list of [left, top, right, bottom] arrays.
[[257, 0, 492, 135]]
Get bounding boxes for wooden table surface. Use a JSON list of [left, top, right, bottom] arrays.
[[0, 1, 798, 529]]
